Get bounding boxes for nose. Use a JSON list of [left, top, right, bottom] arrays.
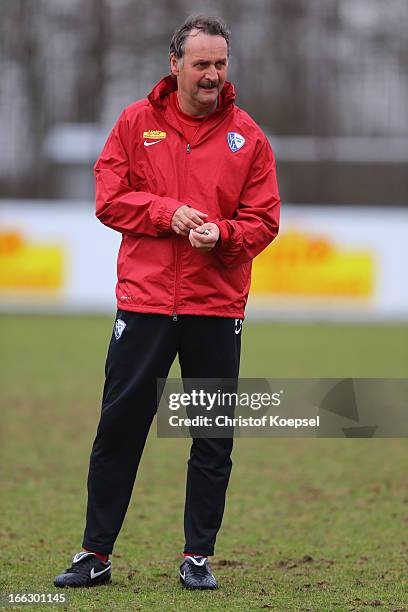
[[205, 64, 218, 82]]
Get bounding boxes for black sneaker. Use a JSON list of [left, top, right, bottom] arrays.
[[54, 552, 111, 588], [179, 555, 217, 590]]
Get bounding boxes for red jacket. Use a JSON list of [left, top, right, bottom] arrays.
[[95, 76, 280, 318]]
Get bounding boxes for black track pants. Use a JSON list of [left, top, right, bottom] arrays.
[[82, 311, 242, 556]]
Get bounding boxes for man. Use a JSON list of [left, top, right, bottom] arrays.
[[54, 15, 280, 590]]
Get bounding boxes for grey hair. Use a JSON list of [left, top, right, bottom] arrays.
[[169, 15, 230, 63]]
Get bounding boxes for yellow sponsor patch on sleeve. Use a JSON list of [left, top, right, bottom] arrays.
[[143, 130, 166, 140]]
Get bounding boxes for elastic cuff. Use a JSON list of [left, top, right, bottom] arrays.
[[82, 540, 113, 556], [184, 549, 214, 557], [156, 197, 183, 232], [215, 219, 231, 246]]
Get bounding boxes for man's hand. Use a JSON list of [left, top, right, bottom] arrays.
[[171, 205, 208, 236], [189, 223, 220, 252]]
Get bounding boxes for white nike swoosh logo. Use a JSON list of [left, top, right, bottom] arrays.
[[144, 140, 162, 147], [179, 570, 185, 580], [90, 565, 110, 580]]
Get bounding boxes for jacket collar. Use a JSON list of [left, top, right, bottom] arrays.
[[147, 75, 236, 116]]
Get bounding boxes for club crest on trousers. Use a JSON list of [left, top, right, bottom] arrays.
[[114, 318, 126, 340]]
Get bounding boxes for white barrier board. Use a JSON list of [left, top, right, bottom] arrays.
[[1, 201, 407, 321]]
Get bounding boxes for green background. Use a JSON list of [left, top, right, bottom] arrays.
[[1, 315, 407, 611]]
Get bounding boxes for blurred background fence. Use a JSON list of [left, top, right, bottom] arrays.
[[1, 0, 407, 320]]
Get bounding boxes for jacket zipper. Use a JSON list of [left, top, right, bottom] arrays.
[[172, 141, 191, 321]]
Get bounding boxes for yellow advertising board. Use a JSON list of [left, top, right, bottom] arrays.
[[2, 202, 407, 319], [252, 229, 374, 298], [0, 229, 64, 295]]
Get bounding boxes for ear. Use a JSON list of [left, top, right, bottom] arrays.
[[170, 53, 180, 77]]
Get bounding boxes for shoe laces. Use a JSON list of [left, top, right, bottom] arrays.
[[188, 561, 209, 577], [65, 555, 95, 574]]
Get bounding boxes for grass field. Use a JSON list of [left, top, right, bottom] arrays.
[[1, 315, 407, 611]]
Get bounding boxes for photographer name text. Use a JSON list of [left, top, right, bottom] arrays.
[[168, 415, 319, 429]]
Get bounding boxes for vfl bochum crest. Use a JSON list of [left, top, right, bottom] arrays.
[[114, 318, 126, 340], [227, 132, 245, 152]]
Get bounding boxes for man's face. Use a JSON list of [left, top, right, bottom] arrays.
[[170, 31, 228, 115]]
